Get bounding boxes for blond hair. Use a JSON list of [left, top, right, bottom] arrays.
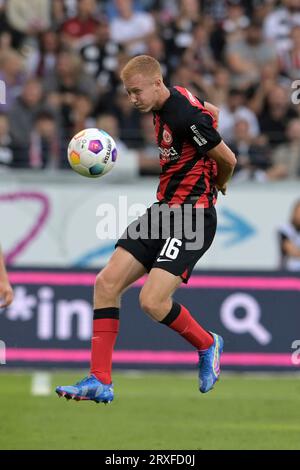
[[120, 55, 162, 82]]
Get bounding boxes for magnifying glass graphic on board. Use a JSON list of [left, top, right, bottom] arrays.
[[220, 293, 272, 345]]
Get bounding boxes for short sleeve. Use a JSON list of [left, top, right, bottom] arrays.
[[186, 109, 222, 156]]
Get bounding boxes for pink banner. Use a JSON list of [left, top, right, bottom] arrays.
[[5, 349, 298, 367], [8, 272, 300, 291]]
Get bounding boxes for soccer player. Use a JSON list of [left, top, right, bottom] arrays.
[[0, 246, 14, 307], [56, 55, 236, 403]]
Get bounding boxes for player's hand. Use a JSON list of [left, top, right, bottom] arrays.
[[216, 184, 227, 195], [0, 281, 14, 308]]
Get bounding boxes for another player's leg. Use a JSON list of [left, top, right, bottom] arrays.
[[139, 268, 223, 393], [56, 247, 147, 403]]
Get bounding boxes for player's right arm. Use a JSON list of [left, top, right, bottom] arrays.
[[206, 141, 236, 195]]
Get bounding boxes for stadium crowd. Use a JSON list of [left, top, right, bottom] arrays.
[[0, 0, 300, 179]]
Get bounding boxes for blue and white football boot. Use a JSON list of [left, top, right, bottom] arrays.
[[198, 333, 224, 393], [56, 375, 114, 404]]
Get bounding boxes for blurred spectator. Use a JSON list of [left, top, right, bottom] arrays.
[[97, 112, 128, 153], [267, 119, 300, 180], [278, 25, 300, 80], [278, 199, 300, 270], [162, 0, 201, 69], [259, 84, 298, 148], [43, 50, 96, 140], [170, 63, 194, 88], [25, 30, 61, 77], [182, 20, 217, 77], [80, 18, 121, 93], [207, 66, 231, 107], [251, 0, 275, 24], [0, 113, 13, 167], [138, 113, 160, 175], [0, 0, 23, 50], [247, 63, 283, 115], [148, 0, 178, 27], [52, 0, 68, 30], [222, 0, 250, 43], [70, 92, 94, 136], [202, 0, 228, 23], [96, 113, 139, 178], [0, 48, 26, 111], [112, 88, 143, 149], [263, 0, 300, 53], [229, 118, 271, 181], [226, 20, 277, 88], [170, 65, 209, 99], [111, 0, 155, 56], [60, 0, 100, 50], [12, 110, 61, 168], [6, 0, 51, 35], [218, 88, 260, 142], [204, 13, 226, 64], [145, 34, 171, 81], [92, 50, 131, 116], [44, 49, 97, 99], [0, 28, 13, 52], [9, 77, 45, 154], [96, 112, 139, 178], [105, 0, 156, 20], [60, 0, 78, 18]]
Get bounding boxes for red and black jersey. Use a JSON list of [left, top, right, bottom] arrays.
[[153, 86, 222, 208]]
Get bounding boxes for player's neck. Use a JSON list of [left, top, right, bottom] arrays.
[[154, 86, 170, 111]]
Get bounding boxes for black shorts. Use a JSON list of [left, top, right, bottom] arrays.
[[115, 202, 217, 283]]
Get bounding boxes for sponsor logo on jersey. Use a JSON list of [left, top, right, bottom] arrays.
[[159, 146, 179, 162], [190, 125, 207, 146]]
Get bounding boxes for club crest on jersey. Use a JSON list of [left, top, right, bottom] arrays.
[[162, 129, 173, 145]]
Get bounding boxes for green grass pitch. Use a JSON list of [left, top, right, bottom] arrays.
[[0, 371, 300, 450]]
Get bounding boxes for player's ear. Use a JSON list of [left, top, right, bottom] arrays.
[[154, 76, 162, 87]]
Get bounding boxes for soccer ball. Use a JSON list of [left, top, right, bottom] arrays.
[[67, 128, 117, 178]]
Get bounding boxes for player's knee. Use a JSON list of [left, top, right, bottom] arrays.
[[139, 291, 161, 320], [94, 270, 120, 300]]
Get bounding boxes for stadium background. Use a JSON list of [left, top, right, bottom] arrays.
[[0, 0, 300, 450]]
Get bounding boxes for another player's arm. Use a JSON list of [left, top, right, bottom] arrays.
[[206, 141, 237, 195], [0, 245, 14, 308]]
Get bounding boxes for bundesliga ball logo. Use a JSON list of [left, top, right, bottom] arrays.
[[67, 128, 117, 178]]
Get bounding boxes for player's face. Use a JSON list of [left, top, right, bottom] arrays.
[[123, 74, 160, 113]]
